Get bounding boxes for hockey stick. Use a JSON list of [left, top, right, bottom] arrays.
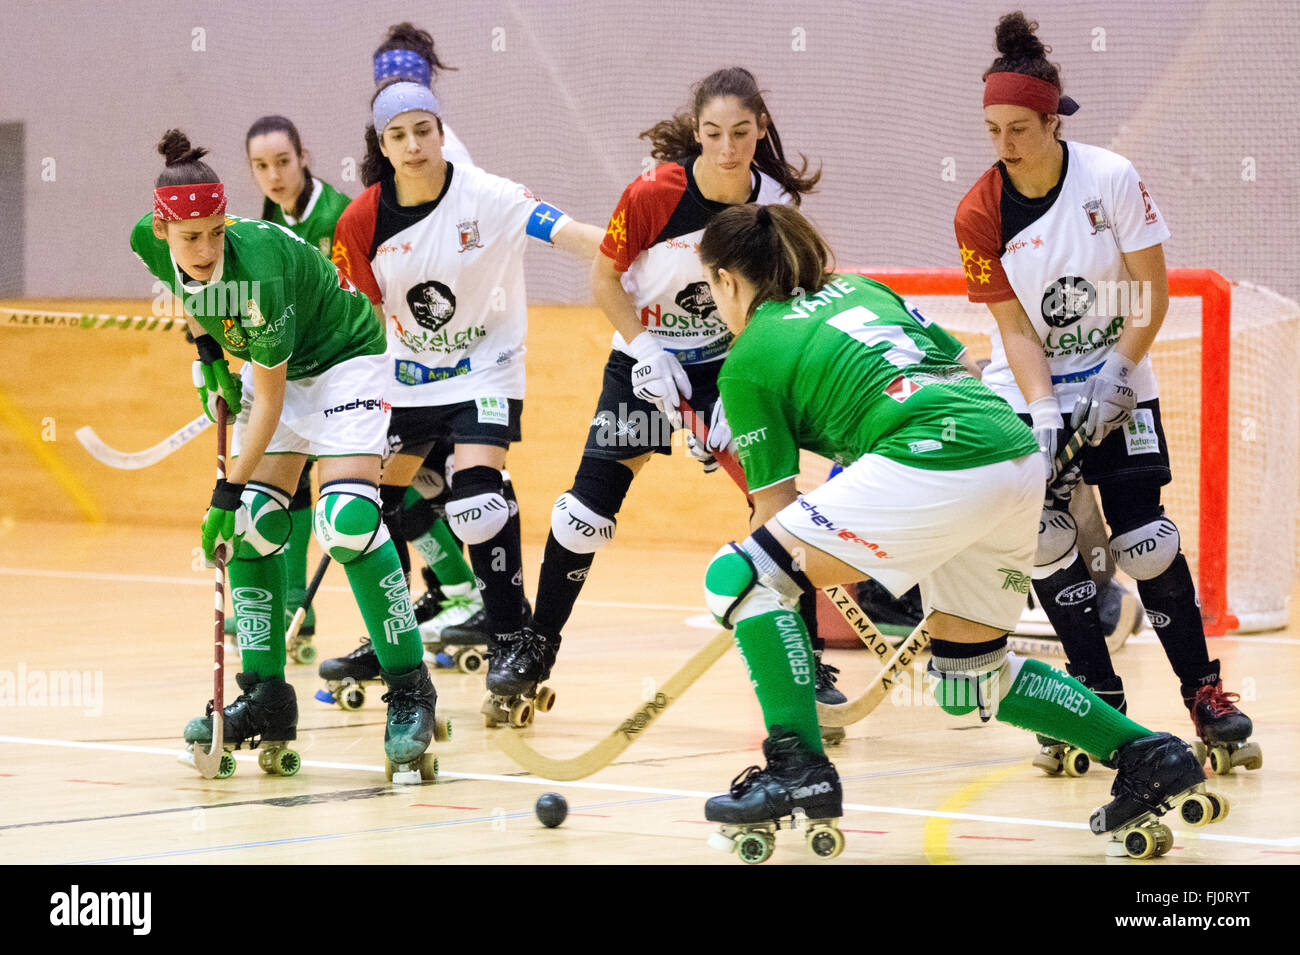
[[190, 399, 229, 778], [285, 555, 330, 663], [494, 629, 734, 780], [76, 413, 211, 469]]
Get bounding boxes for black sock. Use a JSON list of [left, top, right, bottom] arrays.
[[468, 502, 525, 634], [531, 532, 595, 638], [1031, 555, 1116, 684], [379, 483, 411, 582], [1136, 552, 1213, 686], [800, 591, 824, 654]]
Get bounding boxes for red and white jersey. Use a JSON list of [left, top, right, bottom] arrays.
[[600, 159, 790, 364], [954, 141, 1170, 412], [333, 162, 570, 406]]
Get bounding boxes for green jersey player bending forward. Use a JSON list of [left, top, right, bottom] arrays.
[[696, 203, 1226, 862], [135, 130, 445, 781]]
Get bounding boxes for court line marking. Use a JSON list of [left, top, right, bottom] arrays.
[[923, 764, 1027, 864], [2, 734, 1295, 847]]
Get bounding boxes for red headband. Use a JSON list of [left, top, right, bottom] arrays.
[[983, 72, 1078, 115], [153, 183, 227, 221]]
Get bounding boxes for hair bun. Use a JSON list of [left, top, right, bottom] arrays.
[[157, 129, 209, 168], [995, 11, 1049, 59]]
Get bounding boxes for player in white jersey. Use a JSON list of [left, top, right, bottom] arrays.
[[373, 22, 474, 169], [485, 68, 840, 727], [326, 79, 603, 712], [954, 12, 1259, 776]]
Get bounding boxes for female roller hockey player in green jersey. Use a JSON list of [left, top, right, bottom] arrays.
[[695, 204, 1224, 862], [135, 130, 444, 780]]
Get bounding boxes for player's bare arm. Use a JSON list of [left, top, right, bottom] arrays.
[[1115, 242, 1169, 364]]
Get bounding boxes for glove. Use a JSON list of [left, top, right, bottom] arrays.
[[627, 332, 690, 429], [1028, 395, 1065, 484], [201, 479, 247, 564], [1047, 459, 1084, 507], [192, 358, 243, 423], [1071, 353, 1138, 446], [705, 398, 732, 455], [685, 431, 720, 473]]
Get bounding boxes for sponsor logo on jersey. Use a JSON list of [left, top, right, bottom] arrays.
[[322, 397, 392, 418], [1146, 610, 1172, 628], [1138, 180, 1159, 225], [1043, 314, 1125, 357], [907, 439, 943, 454], [999, 568, 1031, 594], [674, 281, 717, 319], [1056, 580, 1097, 606], [1041, 276, 1097, 328], [406, 280, 457, 332], [733, 427, 768, 448], [376, 241, 414, 256], [1082, 197, 1111, 234], [884, 374, 920, 402], [242, 299, 266, 327], [457, 218, 483, 253], [639, 302, 727, 333], [395, 357, 473, 386]]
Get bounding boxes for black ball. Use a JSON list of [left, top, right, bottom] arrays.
[[535, 792, 568, 828]]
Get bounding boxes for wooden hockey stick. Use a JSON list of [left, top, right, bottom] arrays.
[[494, 629, 734, 780], [190, 399, 229, 778], [285, 554, 331, 650], [76, 413, 210, 469]]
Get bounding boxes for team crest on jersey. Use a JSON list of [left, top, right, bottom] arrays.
[[1082, 197, 1111, 235], [406, 280, 457, 332], [221, 317, 247, 348], [456, 219, 483, 253]]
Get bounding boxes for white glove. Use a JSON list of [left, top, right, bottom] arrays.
[[705, 399, 732, 454], [1071, 353, 1138, 446], [627, 332, 690, 429], [1028, 395, 1064, 484], [685, 432, 720, 473]]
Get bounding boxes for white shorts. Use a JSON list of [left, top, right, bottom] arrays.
[[231, 353, 392, 458], [775, 453, 1041, 631]]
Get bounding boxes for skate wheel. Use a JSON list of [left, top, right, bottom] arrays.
[[1206, 793, 1229, 823], [276, 749, 301, 777], [484, 714, 500, 728], [384, 756, 394, 782], [707, 830, 737, 854], [807, 825, 845, 860], [433, 717, 452, 743], [1209, 747, 1232, 776], [821, 725, 846, 747], [1063, 748, 1090, 778], [418, 752, 438, 782], [291, 642, 318, 665], [217, 752, 237, 779], [1123, 827, 1158, 860], [535, 685, 557, 713], [1191, 740, 1208, 766], [508, 699, 534, 728], [339, 686, 366, 711], [1234, 742, 1263, 772], [456, 648, 484, 674], [736, 831, 775, 865], [1032, 751, 1063, 776], [1179, 793, 1212, 827], [258, 749, 275, 773]]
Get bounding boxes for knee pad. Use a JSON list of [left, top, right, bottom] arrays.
[[314, 480, 389, 563], [410, 464, 448, 504], [551, 492, 616, 554], [445, 465, 509, 545], [704, 531, 811, 629], [927, 638, 1017, 719], [1034, 505, 1077, 578], [236, 482, 293, 559], [1109, 516, 1180, 580]]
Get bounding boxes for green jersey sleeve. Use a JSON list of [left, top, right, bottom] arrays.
[[719, 377, 801, 493], [905, 303, 967, 361]]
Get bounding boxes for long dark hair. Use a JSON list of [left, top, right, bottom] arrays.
[[640, 67, 819, 203], [155, 129, 220, 189], [361, 78, 445, 188], [374, 22, 455, 82], [245, 115, 313, 220], [699, 204, 833, 323], [984, 11, 1065, 135]]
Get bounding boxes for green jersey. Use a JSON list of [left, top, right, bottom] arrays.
[[719, 273, 1038, 491], [131, 213, 385, 379], [264, 178, 351, 260]]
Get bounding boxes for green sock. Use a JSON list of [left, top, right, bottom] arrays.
[[733, 608, 823, 754], [284, 505, 312, 594], [343, 539, 423, 674], [229, 553, 286, 678], [410, 518, 474, 588], [935, 656, 1150, 760]]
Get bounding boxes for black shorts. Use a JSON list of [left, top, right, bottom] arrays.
[[1020, 398, 1172, 487], [581, 351, 723, 461], [387, 398, 524, 456]]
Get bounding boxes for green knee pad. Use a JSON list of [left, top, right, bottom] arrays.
[[314, 482, 386, 563], [235, 484, 293, 560]]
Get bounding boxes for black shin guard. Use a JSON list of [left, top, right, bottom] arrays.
[[468, 486, 526, 634], [800, 590, 823, 654], [1031, 555, 1116, 684], [532, 532, 594, 638], [379, 483, 411, 582], [1136, 552, 1213, 685]]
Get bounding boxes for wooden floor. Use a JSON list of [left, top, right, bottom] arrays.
[[1, 518, 1297, 866]]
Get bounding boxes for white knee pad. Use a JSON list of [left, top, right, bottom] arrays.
[[237, 482, 292, 559], [551, 492, 616, 554], [1033, 505, 1077, 579], [704, 543, 785, 628], [1109, 518, 1180, 580], [445, 490, 510, 545], [313, 481, 390, 563]]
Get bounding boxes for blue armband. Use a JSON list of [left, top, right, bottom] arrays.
[[526, 203, 565, 243]]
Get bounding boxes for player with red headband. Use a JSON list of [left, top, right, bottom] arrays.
[[134, 130, 447, 779], [954, 12, 1260, 776]]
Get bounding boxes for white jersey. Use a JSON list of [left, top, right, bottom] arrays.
[[954, 141, 1171, 412], [333, 162, 571, 406]]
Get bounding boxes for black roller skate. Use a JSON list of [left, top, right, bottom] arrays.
[[1090, 732, 1228, 859], [1183, 673, 1262, 775], [1034, 674, 1126, 777], [442, 597, 532, 675], [706, 727, 845, 864], [815, 652, 847, 746], [182, 672, 301, 778], [482, 623, 558, 728], [412, 567, 447, 626], [381, 663, 450, 784], [314, 639, 382, 710]]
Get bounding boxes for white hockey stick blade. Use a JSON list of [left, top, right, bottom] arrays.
[[75, 414, 211, 469]]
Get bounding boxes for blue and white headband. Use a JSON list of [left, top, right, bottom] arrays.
[[374, 49, 432, 88], [373, 82, 441, 134]]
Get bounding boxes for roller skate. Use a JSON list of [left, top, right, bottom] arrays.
[[1183, 672, 1262, 775], [815, 653, 847, 746], [382, 663, 450, 784], [441, 597, 533, 675], [1090, 732, 1228, 859], [412, 567, 447, 626], [482, 624, 558, 728], [706, 726, 845, 865], [182, 672, 301, 778], [314, 639, 382, 710], [419, 581, 485, 667], [1033, 674, 1125, 777]]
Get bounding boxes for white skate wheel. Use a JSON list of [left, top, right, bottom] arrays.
[[708, 830, 738, 853], [391, 769, 421, 785]]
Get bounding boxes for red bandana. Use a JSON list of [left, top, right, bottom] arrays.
[[153, 183, 227, 221], [983, 72, 1066, 114]]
